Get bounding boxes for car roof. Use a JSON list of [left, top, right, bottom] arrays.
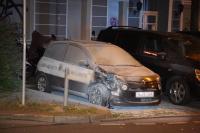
[[50, 40, 116, 48], [103, 27, 189, 38]]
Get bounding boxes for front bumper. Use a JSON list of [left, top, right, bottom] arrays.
[[110, 89, 161, 106]]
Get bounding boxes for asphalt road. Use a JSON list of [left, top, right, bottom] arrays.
[[1, 116, 200, 133]]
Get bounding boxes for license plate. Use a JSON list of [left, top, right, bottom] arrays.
[[136, 92, 154, 98]]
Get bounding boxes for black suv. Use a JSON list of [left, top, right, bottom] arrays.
[[97, 26, 200, 105], [178, 31, 200, 38]]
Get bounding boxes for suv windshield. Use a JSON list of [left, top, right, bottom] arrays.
[[86, 45, 141, 66]]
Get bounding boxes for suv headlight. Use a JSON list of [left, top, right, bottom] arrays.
[[142, 76, 161, 89], [195, 69, 200, 81]]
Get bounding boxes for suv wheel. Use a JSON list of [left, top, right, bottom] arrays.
[[88, 83, 110, 106], [166, 76, 190, 105], [36, 73, 51, 93]]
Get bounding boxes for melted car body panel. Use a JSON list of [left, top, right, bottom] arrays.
[[37, 56, 94, 84]]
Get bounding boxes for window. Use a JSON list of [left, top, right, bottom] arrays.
[[35, 0, 68, 39], [128, 0, 140, 27], [163, 38, 183, 57], [143, 36, 163, 52], [44, 43, 67, 61], [92, 0, 108, 39], [65, 45, 88, 65], [116, 31, 140, 53]]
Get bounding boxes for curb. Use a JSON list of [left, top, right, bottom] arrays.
[[0, 113, 109, 124], [0, 114, 54, 123], [2, 114, 200, 124], [100, 114, 200, 123]]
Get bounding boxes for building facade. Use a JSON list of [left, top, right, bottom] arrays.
[[1, 0, 198, 41]]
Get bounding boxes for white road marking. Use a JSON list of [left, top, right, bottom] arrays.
[[192, 121, 200, 124], [167, 122, 188, 125], [100, 123, 126, 126], [134, 122, 156, 126]]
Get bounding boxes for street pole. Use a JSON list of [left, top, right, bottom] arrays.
[[64, 68, 69, 106], [22, 0, 26, 105]]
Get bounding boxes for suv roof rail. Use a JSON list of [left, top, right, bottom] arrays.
[[107, 26, 142, 30]]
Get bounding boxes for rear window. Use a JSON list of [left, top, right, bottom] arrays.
[[44, 43, 68, 61], [182, 36, 200, 55]]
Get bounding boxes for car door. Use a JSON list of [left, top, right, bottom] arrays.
[[64, 44, 91, 97], [137, 34, 169, 76], [44, 43, 68, 88]]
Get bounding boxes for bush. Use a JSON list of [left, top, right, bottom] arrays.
[[0, 22, 22, 93]]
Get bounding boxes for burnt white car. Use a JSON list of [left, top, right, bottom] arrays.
[[36, 40, 161, 106]]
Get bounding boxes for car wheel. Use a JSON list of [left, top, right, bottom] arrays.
[[36, 73, 51, 93], [166, 76, 190, 105], [88, 83, 110, 106]]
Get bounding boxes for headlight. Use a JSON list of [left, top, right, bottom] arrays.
[[111, 89, 120, 96], [121, 84, 128, 91], [156, 76, 161, 90], [195, 69, 200, 81], [156, 76, 160, 82]]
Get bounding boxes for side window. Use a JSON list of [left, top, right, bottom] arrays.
[[163, 38, 183, 57], [143, 36, 163, 53], [44, 44, 67, 61], [65, 45, 88, 65]]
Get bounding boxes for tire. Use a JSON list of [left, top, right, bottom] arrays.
[[35, 72, 51, 93], [88, 83, 110, 106], [26, 65, 35, 80], [166, 76, 190, 105]]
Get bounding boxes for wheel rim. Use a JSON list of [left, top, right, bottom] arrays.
[[169, 81, 186, 104], [37, 76, 46, 92], [89, 88, 102, 105]]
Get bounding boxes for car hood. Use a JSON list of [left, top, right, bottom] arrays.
[[99, 65, 159, 82]]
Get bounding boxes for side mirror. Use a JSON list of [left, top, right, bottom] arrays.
[[157, 52, 167, 60], [79, 60, 89, 67]]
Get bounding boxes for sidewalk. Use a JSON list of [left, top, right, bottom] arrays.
[[1, 89, 200, 124], [0, 89, 111, 124]]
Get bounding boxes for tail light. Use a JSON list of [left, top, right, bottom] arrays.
[[195, 69, 200, 81]]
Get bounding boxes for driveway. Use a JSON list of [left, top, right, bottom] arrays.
[[26, 82, 200, 119]]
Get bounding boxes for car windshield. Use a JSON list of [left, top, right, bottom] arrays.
[[86, 45, 141, 66]]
